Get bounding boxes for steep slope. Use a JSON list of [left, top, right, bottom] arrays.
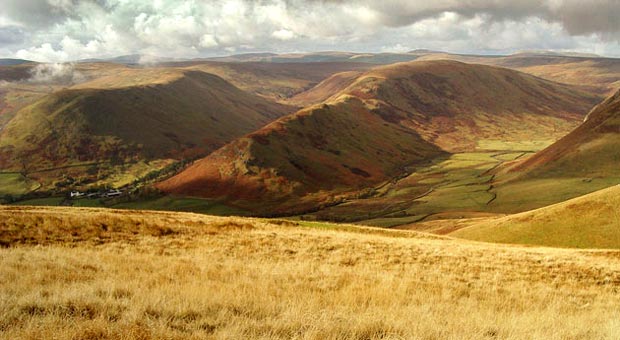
[[0, 63, 128, 138], [0, 70, 292, 171], [512, 89, 620, 178], [451, 185, 620, 248], [158, 60, 599, 213]]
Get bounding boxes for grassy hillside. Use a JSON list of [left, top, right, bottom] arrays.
[[0, 64, 35, 82], [451, 185, 620, 248], [1, 61, 375, 194], [290, 60, 602, 152], [208, 51, 620, 96], [500, 56, 620, 96], [2, 206, 620, 339], [0, 63, 80, 129], [417, 53, 620, 95], [0, 172, 39, 196], [0, 70, 292, 173], [328, 61, 617, 221], [512, 89, 620, 178], [158, 60, 600, 214]]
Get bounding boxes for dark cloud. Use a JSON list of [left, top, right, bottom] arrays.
[[547, 1, 620, 37], [356, 1, 620, 35], [1, 0, 85, 28], [361, 1, 545, 27]]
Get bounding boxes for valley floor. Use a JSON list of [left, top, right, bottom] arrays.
[[1, 206, 620, 339], [4, 140, 618, 229], [305, 139, 620, 226]]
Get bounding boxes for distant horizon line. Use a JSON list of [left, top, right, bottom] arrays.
[[1, 48, 616, 63]]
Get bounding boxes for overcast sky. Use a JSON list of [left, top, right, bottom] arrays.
[[1, 0, 619, 62]]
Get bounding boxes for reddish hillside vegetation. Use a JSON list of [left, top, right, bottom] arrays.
[[159, 96, 445, 213], [158, 60, 600, 214]]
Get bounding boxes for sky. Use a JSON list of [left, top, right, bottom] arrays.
[[1, 0, 619, 62]]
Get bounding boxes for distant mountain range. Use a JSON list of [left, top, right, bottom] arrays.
[[0, 59, 33, 66]]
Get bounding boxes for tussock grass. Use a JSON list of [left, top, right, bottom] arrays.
[[1, 206, 620, 339], [0, 206, 262, 247]]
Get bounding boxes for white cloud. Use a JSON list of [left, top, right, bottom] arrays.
[[272, 29, 295, 41], [2, 0, 620, 61], [0, 15, 21, 27], [27, 62, 84, 83], [199, 34, 218, 48], [16, 43, 68, 62], [381, 43, 411, 53]]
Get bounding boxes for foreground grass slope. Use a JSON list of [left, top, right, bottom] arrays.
[[451, 185, 620, 248], [1, 206, 620, 339]]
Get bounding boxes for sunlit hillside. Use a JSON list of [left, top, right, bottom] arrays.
[[450, 185, 620, 248]]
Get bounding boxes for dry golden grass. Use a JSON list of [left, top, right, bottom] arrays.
[[1, 206, 620, 339], [451, 185, 620, 249]]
